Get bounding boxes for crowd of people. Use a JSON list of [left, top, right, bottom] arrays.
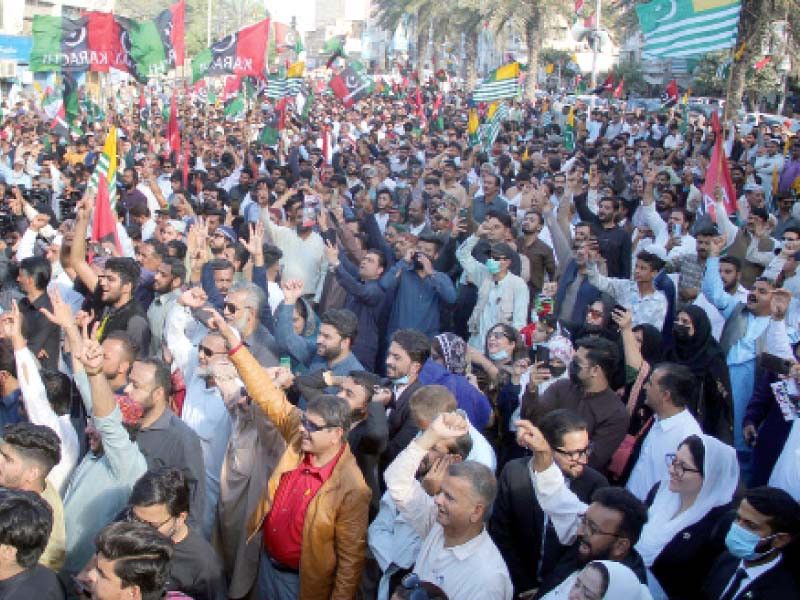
[[0, 79, 798, 600]]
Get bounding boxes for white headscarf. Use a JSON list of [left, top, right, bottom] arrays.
[[539, 561, 653, 600], [635, 433, 738, 567]]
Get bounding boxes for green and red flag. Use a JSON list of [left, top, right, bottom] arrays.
[[191, 19, 270, 84], [30, 14, 116, 72], [259, 108, 281, 146], [324, 36, 346, 69], [329, 62, 374, 108], [126, 0, 185, 79], [273, 22, 303, 53]]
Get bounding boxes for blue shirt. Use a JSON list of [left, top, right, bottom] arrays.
[[472, 193, 509, 222], [0, 389, 23, 430], [383, 262, 457, 338]]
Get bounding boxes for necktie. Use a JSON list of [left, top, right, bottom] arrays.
[[720, 567, 748, 600]]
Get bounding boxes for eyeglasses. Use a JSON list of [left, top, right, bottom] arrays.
[[223, 302, 241, 313], [400, 573, 431, 600], [554, 443, 594, 461], [665, 453, 702, 478], [300, 412, 336, 434], [125, 507, 173, 530], [578, 513, 621, 538], [490, 254, 509, 260], [587, 309, 603, 318], [199, 345, 227, 358], [487, 330, 509, 340]]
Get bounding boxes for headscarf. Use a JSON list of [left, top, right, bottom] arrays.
[[548, 335, 575, 365], [434, 333, 468, 375], [664, 305, 725, 376], [632, 323, 663, 365], [635, 434, 738, 567], [597, 561, 653, 600]]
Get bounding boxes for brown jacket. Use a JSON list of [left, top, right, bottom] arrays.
[[231, 347, 371, 600]]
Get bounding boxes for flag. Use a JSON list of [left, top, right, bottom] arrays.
[[88, 126, 118, 210], [259, 109, 281, 146], [565, 106, 576, 151], [755, 56, 771, 70], [91, 173, 122, 256], [733, 41, 746, 61], [636, 0, 741, 59], [301, 90, 314, 122], [30, 14, 116, 72], [138, 87, 149, 129], [590, 73, 614, 94], [661, 79, 679, 107], [546, 63, 554, 75], [126, 1, 185, 78], [167, 92, 180, 157], [287, 61, 304, 78], [224, 94, 245, 120], [191, 18, 270, 83], [324, 36, 346, 68], [273, 22, 303, 53], [472, 62, 520, 102], [613, 77, 624, 98], [62, 72, 80, 130], [43, 88, 70, 138], [482, 103, 510, 150], [701, 111, 736, 218], [329, 63, 374, 108]]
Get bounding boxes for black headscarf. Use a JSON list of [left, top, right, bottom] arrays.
[[632, 323, 663, 365], [665, 305, 726, 376]]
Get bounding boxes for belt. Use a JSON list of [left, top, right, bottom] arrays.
[[268, 554, 299, 574]]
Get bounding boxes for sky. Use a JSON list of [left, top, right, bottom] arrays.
[[264, 0, 316, 32]]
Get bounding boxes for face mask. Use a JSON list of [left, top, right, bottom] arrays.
[[453, 156, 461, 166], [489, 350, 509, 361], [486, 258, 501, 274], [549, 364, 567, 377], [396, 181, 408, 188], [568, 361, 583, 384], [391, 374, 410, 385], [673, 323, 691, 341], [725, 522, 778, 561], [583, 324, 603, 335]]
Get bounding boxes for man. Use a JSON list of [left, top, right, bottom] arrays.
[[514, 419, 649, 597], [384, 412, 512, 600], [0, 423, 64, 571], [518, 209, 556, 299], [323, 241, 386, 371], [0, 488, 63, 599], [124, 358, 206, 531], [473, 173, 508, 222], [382, 329, 430, 467], [554, 238, 602, 324], [16, 257, 59, 369], [489, 409, 608, 597], [120, 167, 149, 212], [146, 256, 185, 358], [715, 194, 775, 289], [575, 194, 633, 278], [0, 340, 22, 430], [588, 250, 668, 329], [778, 141, 800, 194], [223, 282, 280, 366], [406, 199, 431, 238], [382, 234, 457, 339], [88, 521, 174, 600], [625, 363, 702, 501], [217, 315, 371, 599], [703, 486, 800, 599], [456, 238, 529, 349], [128, 467, 227, 599], [133, 239, 166, 310], [522, 337, 629, 471]]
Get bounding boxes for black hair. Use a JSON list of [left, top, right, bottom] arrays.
[[591, 487, 648, 544], [19, 256, 51, 291], [783, 226, 800, 238], [2, 422, 62, 476], [134, 358, 172, 399], [348, 370, 382, 402], [680, 434, 705, 477], [719, 255, 742, 272], [105, 257, 141, 289], [40, 370, 72, 416], [94, 521, 174, 600], [653, 362, 695, 409], [209, 258, 234, 272], [161, 256, 187, 285], [485, 208, 513, 230], [103, 331, 139, 368], [0, 337, 16, 378], [587, 562, 610, 598], [695, 225, 720, 238], [743, 486, 800, 536], [574, 336, 619, 382], [166, 240, 187, 260], [306, 394, 352, 435], [129, 467, 190, 517], [143, 239, 167, 259], [635, 250, 665, 273], [417, 232, 443, 250], [0, 488, 53, 568], [538, 409, 588, 450], [391, 329, 432, 365], [321, 308, 359, 342]]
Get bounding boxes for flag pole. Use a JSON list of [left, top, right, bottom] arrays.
[[590, 0, 602, 89]]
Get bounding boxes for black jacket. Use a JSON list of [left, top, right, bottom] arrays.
[[489, 458, 608, 596], [702, 551, 800, 600], [348, 402, 389, 520], [381, 379, 424, 470]]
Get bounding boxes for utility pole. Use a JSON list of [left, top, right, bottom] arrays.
[[207, 0, 212, 46], [590, 0, 601, 88]]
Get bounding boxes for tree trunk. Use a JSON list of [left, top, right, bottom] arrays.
[[524, 11, 541, 102], [465, 29, 478, 91], [416, 15, 430, 74], [725, 0, 771, 116]]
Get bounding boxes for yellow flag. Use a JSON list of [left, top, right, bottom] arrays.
[[566, 106, 575, 128], [546, 63, 554, 75], [487, 101, 498, 120], [734, 42, 746, 61], [103, 125, 117, 184], [522, 145, 530, 161], [467, 108, 479, 135], [495, 62, 520, 81], [287, 61, 305, 78]]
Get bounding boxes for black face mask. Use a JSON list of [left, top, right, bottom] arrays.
[[584, 324, 604, 335], [569, 361, 583, 385], [673, 323, 691, 342], [549, 364, 567, 377]]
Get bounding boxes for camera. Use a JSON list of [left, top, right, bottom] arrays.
[[59, 189, 82, 220]]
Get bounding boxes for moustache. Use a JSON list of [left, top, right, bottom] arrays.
[[747, 293, 758, 304]]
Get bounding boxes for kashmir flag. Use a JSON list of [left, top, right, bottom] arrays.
[[91, 173, 122, 256], [265, 74, 290, 98], [701, 111, 736, 218], [88, 127, 118, 210], [329, 63, 374, 108], [30, 14, 117, 72], [482, 103, 509, 150], [467, 109, 480, 147], [273, 22, 303, 53], [564, 106, 576, 151], [636, 0, 741, 59], [472, 62, 520, 102], [191, 19, 270, 83]]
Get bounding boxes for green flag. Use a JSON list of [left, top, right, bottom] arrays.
[[129, 20, 169, 77], [224, 94, 245, 120], [301, 90, 314, 122], [564, 107, 576, 152]]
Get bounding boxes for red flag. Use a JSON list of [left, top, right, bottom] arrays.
[[182, 138, 189, 189], [91, 173, 122, 256], [167, 91, 180, 157], [273, 22, 288, 51], [701, 111, 737, 219], [662, 79, 678, 106], [322, 125, 330, 165], [276, 98, 287, 131], [755, 56, 771, 70], [590, 73, 614, 94], [613, 77, 624, 99], [223, 75, 241, 100], [170, 0, 185, 67], [82, 11, 117, 72]]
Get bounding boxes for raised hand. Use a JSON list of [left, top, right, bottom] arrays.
[[29, 213, 51, 233], [240, 222, 265, 256], [427, 411, 470, 441], [422, 454, 459, 496], [206, 309, 239, 348], [264, 366, 295, 389], [179, 287, 208, 309], [610, 306, 633, 330], [281, 278, 305, 305], [513, 419, 550, 453], [39, 286, 75, 329], [0, 300, 23, 344], [323, 239, 340, 267], [78, 338, 105, 376], [771, 288, 791, 321]]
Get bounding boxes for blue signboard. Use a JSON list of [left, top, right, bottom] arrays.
[[0, 36, 33, 63]]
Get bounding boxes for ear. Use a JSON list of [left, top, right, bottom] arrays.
[[0, 542, 17, 564], [612, 536, 631, 558], [773, 532, 793, 550], [469, 501, 486, 524]]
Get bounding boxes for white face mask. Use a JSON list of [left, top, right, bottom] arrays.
[[453, 156, 461, 166]]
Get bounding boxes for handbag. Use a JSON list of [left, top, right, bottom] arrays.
[[608, 361, 653, 480]]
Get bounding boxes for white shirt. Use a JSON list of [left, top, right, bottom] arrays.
[[384, 441, 512, 600], [15, 347, 79, 495], [626, 410, 702, 501], [769, 418, 800, 500], [720, 555, 782, 600], [694, 284, 747, 341]]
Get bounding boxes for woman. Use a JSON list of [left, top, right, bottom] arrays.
[[419, 333, 492, 430], [540, 560, 652, 600], [664, 305, 733, 442], [636, 434, 738, 600], [273, 295, 319, 373]]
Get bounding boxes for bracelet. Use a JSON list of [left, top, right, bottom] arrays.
[[228, 342, 244, 357]]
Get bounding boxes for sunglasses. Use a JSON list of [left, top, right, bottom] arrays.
[[300, 412, 336, 434], [224, 302, 243, 313], [199, 345, 227, 358]]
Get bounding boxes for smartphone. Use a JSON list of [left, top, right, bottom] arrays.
[[672, 223, 682, 237], [535, 345, 550, 365], [459, 207, 469, 219], [759, 353, 794, 376], [280, 356, 292, 370]]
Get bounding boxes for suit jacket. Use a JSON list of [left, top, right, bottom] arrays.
[[489, 458, 608, 596], [703, 551, 800, 600], [231, 348, 371, 600], [348, 402, 389, 520], [381, 379, 424, 469]]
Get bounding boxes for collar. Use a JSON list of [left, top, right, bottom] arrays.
[[449, 528, 491, 560], [655, 409, 692, 431], [155, 289, 181, 304], [740, 553, 781, 581], [143, 407, 173, 431], [1, 388, 21, 409], [301, 444, 345, 478]]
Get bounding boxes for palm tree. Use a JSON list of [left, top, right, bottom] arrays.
[[374, 0, 436, 73]]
